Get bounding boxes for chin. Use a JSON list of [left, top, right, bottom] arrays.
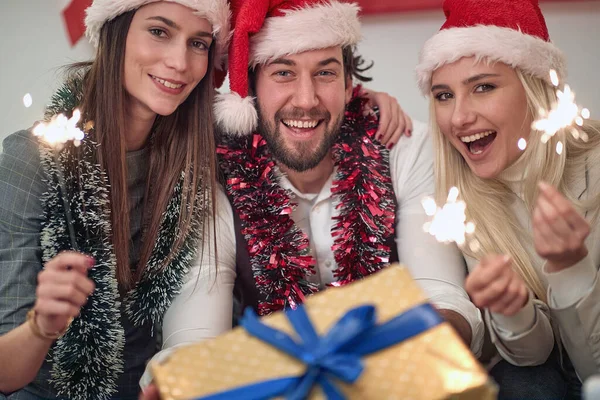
[[469, 164, 502, 180], [151, 103, 180, 117]]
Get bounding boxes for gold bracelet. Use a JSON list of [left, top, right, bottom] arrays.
[[26, 309, 71, 341]]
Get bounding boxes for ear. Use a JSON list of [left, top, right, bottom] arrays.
[[344, 75, 353, 104]]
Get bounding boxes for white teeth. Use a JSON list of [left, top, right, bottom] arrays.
[[152, 76, 183, 89], [283, 119, 319, 129], [460, 130, 495, 143], [471, 149, 483, 155]]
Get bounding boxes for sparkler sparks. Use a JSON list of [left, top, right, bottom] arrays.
[[32, 110, 87, 252], [422, 187, 478, 252], [32, 109, 85, 147], [532, 70, 590, 144], [23, 93, 32, 108]]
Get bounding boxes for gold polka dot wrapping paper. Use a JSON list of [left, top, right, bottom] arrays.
[[152, 265, 498, 400]]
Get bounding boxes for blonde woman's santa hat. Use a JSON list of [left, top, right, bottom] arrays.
[[215, 0, 363, 136], [84, 0, 231, 69], [416, 0, 566, 95]]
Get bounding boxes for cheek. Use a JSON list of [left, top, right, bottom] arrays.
[[321, 85, 347, 115], [434, 105, 453, 136]]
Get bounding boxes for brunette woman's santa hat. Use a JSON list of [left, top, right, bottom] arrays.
[[84, 0, 231, 69], [416, 0, 566, 95], [214, 0, 362, 136]]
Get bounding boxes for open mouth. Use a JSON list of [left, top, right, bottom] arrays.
[[460, 130, 497, 155]]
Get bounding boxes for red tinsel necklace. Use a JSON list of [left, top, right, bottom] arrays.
[[218, 89, 396, 316]]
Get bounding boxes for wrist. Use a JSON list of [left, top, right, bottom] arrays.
[[545, 260, 570, 273], [26, 309, 71, 341], [437, 309, 472, 347]]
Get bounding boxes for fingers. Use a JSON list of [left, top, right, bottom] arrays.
[[488, 276, 527, 314], [140, 384, 161, 400], [537, 182, 590, 237], [465, 255, 528, 316], [37, 281, 90, 307], [38, 268, 95, 297], [466, 255, 510, 308], [44, 251, 95, 274], [533, 183, 590, 269], [404, 113, 413, 137], [34, 298, 81, 319]]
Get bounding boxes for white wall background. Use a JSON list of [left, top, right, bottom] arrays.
[[1, 1, 599, 143]]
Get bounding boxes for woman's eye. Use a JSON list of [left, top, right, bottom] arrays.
[[475, 84, 495, 92], [191, 40, 208, 50], [435, 92, 453, 101], [149, 28, 167, 37]]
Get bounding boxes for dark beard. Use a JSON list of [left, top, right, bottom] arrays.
[[256, 103, 344, 172]]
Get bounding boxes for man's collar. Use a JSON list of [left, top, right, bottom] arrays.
[[277, 165, 337, 204]]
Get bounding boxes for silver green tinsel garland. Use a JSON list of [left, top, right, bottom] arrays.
[[38, 77, 206, 399]]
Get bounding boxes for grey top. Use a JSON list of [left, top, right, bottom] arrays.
[[0, 130, 155, 400]]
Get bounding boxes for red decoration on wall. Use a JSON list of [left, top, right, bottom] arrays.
[[62, 0, 93, 46], [356, 0, 598, 15], [357, 0, 441, 14]]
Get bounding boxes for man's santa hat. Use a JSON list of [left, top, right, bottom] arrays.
[[416, 0, 566, 95], [84, 0, 231, 69], [215, 0, 362, 136]]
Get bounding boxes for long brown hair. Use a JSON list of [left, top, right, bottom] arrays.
[[75, 10, 218, 291]]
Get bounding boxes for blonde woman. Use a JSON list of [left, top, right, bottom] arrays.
[[416, 0, 600, 398]]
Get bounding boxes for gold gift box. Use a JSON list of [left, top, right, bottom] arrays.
[[152, 265, 497, 399]]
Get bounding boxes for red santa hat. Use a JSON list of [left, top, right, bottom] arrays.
[[416, 0, 566, 95], [215, 0, 362, 136], [85, 0, 231, 69]]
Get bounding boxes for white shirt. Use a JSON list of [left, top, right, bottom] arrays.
[[140, 121, 484, 387]]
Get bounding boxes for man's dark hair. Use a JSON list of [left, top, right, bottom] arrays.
[[342, 46, 373, 84]]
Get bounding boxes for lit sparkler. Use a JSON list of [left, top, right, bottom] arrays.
[[532, 70, 591, 146], [32, 110, 87, 251], [422, 187, 480, 253]]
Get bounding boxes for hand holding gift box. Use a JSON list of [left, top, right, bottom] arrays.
[[152, 266, 497, 399]]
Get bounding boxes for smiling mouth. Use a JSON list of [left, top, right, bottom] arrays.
[[281, 119, 322, 130], [460, 130, 497, 155], [150, 75, 185, 89]]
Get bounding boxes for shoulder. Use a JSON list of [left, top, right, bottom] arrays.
[[2, 129, 42, 161], [0, 130, 46, 227], [388, 120, 433, 174], [0, 129, 45, 186]]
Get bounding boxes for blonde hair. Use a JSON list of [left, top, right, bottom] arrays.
[[431, 68, 600, 303]]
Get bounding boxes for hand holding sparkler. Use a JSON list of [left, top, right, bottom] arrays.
[[464, 254, 529, 316], [32, 252, 95, 340], [533, 182, 590, 273]]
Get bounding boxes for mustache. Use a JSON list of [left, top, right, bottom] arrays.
[[275, 107, 330, 121]]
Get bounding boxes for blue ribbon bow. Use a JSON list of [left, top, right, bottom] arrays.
[[195, 303, 442, 400]]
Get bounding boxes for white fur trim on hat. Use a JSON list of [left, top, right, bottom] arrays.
[[249, 1, 362, 66], [416, 25, 567, 96], [85, 0, 231, 68], [214, 92, 258, 136]]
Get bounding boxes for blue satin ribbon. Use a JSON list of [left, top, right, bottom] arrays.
[[195, 303, 442, 400]]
